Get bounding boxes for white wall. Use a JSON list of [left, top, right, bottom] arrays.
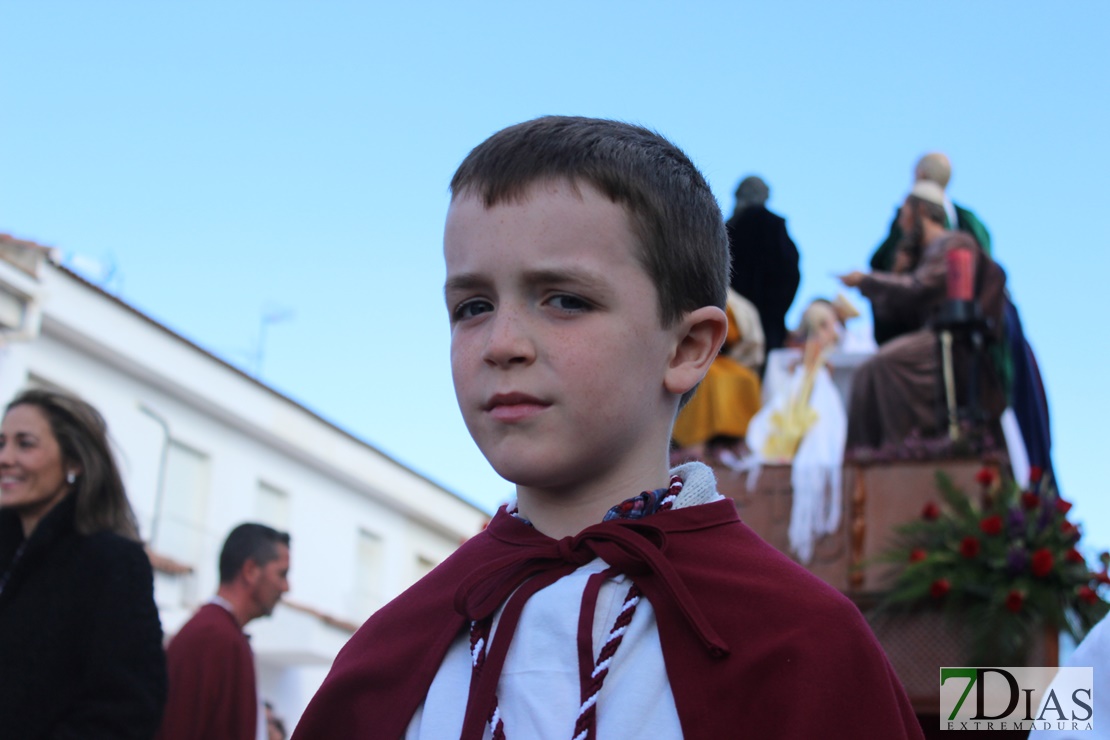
[[0, 253, 489, 728]]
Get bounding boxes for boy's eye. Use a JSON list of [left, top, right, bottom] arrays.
[[453, 298, 494, 321], [547, 294, 592, 312]]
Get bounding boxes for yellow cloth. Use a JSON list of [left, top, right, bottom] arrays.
[[672, 306, 762, 447], [723, 289, 764, 372]]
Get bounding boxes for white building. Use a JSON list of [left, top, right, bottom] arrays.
[[0, 233, 489, 729]]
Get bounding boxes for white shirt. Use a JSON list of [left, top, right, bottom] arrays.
[[406, 463, 723, 739]]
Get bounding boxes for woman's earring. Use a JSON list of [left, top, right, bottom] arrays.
[[66, 471, 76, 485]]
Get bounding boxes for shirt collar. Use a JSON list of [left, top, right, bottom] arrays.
[[510, 474, 684, 527]]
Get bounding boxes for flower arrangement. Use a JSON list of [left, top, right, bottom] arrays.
[[876, 466, 1110, 664]]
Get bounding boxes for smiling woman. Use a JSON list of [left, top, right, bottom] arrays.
[[0, 389, 167, 739], [0, 404, 72, 536]]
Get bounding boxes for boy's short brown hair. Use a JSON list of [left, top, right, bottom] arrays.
[[449, 116, 729, 328]]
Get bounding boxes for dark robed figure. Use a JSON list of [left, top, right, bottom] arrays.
[[725, 175, 800, 358]]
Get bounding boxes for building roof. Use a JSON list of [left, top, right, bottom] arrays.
[[0, 232, 485, 515]]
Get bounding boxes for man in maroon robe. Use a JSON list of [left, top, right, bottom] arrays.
[[156, 523, 291, 740]]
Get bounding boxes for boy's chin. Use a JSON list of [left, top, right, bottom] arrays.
[[490, 465, 550, 490], [487, 457, 579, 493]]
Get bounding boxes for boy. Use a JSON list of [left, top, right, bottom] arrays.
[[293, 117, 923, 739]]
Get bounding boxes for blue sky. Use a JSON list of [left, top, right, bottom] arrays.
[[3, 2, 1108, 555]]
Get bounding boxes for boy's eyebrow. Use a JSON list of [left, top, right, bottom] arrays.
[[444, 273, 490, 296], [520, 267, 610, 292], [444, 267, 611, 295]]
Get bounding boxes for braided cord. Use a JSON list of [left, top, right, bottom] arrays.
[[467, 474, 683, 739], [469, 618, 505, 739], [572, 583, 642, 740]]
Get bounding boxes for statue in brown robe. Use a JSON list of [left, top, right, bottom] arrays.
[[839, 182, 1007, 451]]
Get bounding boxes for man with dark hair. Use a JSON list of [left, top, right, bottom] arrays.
[[156, 523, 291, 740], [839, 181, 1007, 450], [725, 175, 801, 360]]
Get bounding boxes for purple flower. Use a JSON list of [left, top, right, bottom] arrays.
[[1036, 502, 1054, 533], [1007, 507, 1026, 536], [1007, 546, 1029, 575]]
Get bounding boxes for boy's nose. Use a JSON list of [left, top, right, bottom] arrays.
[[481, 310, 535, 367]]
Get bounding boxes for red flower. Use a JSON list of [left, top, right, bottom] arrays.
[[960, 536, 981, 558], [909, 548, 928, 563], [1029, 465, 1043, 484], [1056, 498, 1073, 515], [930, 578, 951, 599], [1021, 492, 1040, 510], [1078, 585, 1098, 605], [1005, 590, 1024, 613], [1066, 548, 1086, 565], [1031, 548, 1054, 578], [1061, 521, 1080, 542], [975, 467, 995, 487], [1096, 570, 1110, 586], [921, 502, 941, 521], [979, 515, 1003, 536]]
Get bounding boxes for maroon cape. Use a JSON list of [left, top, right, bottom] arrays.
[[156, 603, 258, 740], [294, 499, 923, 739]]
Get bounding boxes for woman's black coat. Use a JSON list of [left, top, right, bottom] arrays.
[[0, 492, 167, 739]]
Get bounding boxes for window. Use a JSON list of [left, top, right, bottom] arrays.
[[255, 481, 290, 530], [156, 440, 211, 567], [413, 553, 437, 582], [25, 374, 70, 394], [353, 529, 385, 618], [0, 288, 24, 330]]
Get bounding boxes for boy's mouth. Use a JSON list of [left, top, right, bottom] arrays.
[[485, 392, 550, 422]]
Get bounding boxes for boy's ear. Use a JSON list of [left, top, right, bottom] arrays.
[[663, 306, 728, 396]]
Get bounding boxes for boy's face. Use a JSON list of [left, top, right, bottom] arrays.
[[444, 180, 681, 494]]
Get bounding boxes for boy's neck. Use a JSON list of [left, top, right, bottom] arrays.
[[513, 459, 673, 539]]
